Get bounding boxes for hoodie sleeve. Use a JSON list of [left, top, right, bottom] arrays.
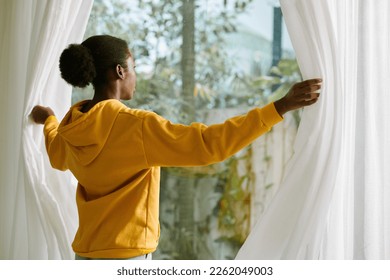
[[43, 115, 68, 171], [142, 103, 283, 167]]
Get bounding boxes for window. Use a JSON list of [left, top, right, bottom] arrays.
[[73, 0, 299, 259]]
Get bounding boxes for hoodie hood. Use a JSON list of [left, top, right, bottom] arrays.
[[58, 99, 125, 166]]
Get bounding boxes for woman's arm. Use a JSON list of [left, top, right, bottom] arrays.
[[142, 78, 322, 167], [30, 106, 68, 170]]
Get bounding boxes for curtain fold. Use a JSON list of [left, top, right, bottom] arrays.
[[0, 0, 93, 259], [236, 0, 390, 259]]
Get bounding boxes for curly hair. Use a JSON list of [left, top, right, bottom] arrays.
[[59, 35, 130, 88]]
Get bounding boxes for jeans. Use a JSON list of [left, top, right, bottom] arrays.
[[75, 253, 152, 260]]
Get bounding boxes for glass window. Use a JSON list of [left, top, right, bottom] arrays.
[[73, 0, 301, 259]]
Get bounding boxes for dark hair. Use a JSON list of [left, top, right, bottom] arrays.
[[59, 35, 130, 88]]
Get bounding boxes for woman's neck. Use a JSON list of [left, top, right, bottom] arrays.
[[81, 84, 121, 113]]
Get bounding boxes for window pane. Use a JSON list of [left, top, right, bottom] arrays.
[[72, 0, 300, 260]]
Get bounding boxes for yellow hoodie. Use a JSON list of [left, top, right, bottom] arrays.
[[43, 99, 283, 258]]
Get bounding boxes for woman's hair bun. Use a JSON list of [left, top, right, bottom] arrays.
[[59, 44, 96, 88]]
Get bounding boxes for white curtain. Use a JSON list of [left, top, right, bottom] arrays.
[[236, 0, 390, 259], [0, 0, 93, 259]]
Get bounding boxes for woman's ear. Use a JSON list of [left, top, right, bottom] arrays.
[[116, 64, 125, 79]]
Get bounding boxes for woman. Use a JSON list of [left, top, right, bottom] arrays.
[[31, 35, 321, 260]]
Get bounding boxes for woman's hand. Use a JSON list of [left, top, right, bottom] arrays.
[[30, 105, 55, 124], [274, 78, 322, 116]]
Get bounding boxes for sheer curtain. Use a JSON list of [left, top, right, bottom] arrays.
[[0, 0, 93, 259], [236, 0, 390, 259]]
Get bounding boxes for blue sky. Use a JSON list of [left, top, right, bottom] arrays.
[[237, 0, 294, 51]]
